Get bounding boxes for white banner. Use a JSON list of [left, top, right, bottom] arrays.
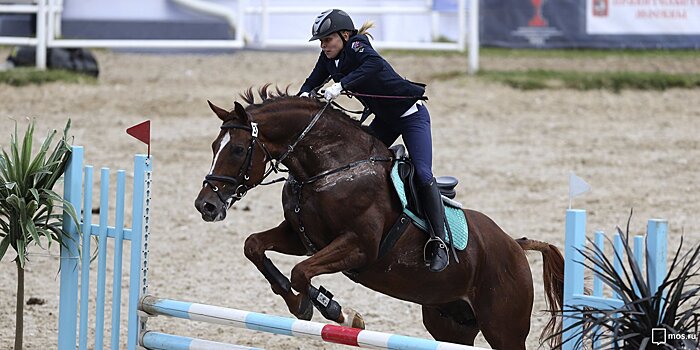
[[587, 0, 700, 34]]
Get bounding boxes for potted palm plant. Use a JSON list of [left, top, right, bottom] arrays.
[[556, 215, 700, 349], [0, 119, 79, 350]]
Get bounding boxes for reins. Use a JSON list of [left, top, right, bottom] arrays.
[[343, 91, 428, 101], [275, 101, 331, 165], [310, 86, 428, 125]]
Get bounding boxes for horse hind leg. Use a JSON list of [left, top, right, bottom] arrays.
[[472, 277, 531, 350], [422, 302, 480, 346]]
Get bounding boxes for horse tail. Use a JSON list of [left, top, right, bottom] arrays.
[[515, 237, 565, 348]]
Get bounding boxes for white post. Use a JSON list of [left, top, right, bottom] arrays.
[[236, 0, 246, 43], [468, 0, 479, 74], [46, 0, 54, 46], [457, 0, 466, 52], [429, 0, 438, 42], [36, 0, 47, 69], [261, 0, 269, 47], [54, 0, 63, 38]]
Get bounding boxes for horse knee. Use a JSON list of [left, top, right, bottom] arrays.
[[243, 234, 264, 263], [290, 265, 310, 293]]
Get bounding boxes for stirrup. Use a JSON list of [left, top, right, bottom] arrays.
[[423, 237, 448, 264]]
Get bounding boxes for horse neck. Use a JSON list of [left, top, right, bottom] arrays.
[[256, 103, 384, 179]]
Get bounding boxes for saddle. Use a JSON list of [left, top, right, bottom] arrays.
[[390, 145, 459, 214], [373, 145, 468, 262]]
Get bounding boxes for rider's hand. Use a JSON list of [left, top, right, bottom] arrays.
[[324, 83, 343, 101], [299, 92, 310, 98]]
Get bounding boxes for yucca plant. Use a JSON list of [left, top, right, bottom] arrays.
[[556, 214, 700, 349], [0, 119, 79, 350]]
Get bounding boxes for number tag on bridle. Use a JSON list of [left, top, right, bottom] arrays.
[[251, 122, 259, 137]]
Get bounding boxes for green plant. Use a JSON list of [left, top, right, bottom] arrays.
[[556, 215, 700, 349], [0, 119, 79, 350], [473, 70, 700, 91], [0, 68, 95, 86]]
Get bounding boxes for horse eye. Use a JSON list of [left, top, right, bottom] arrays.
[[232, 146, 245, 155]]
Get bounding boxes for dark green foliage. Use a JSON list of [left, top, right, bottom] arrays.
[[0, 68, 95, 87], [477, 70, 700, 92]]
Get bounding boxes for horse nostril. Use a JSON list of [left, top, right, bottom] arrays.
[[203, 202, 218, 214]]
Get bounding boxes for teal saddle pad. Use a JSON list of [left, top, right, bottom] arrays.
[[390, 161, 468, 251]]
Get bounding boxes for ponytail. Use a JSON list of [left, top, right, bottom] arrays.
[[357, 20, 375, 40]]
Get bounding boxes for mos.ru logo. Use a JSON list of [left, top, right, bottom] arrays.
[[652, 327, 699, 346]]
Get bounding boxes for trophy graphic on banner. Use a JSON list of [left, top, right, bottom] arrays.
[[514, 0, 561, 45], [593, 0, 609, 16], [528, 0, 547, 27]]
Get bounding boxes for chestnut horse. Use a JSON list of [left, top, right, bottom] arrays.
[[194, 87, 565, 349]]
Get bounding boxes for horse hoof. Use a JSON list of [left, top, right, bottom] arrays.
[[296, 297, 314, 321], [340, 308, 365, 329]]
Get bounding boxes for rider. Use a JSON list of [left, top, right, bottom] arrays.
[[297, 9, 449, 272]]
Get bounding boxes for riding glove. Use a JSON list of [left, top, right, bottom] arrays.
[[324, 82, 343, 101]]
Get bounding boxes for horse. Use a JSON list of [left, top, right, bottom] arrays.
[[194, 86, 566, 349]]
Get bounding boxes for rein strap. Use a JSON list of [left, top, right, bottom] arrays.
[[275, 101, 330, 165]]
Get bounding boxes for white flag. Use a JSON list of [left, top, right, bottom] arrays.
[[569, 172, 591, 209]]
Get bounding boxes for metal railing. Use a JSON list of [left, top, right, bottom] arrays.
[[0, 0, 479, 73]]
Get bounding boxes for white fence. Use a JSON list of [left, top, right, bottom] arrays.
[[0, 0, 479, 73]]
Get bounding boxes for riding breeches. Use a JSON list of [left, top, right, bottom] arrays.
[[368, 104, 434, 185]]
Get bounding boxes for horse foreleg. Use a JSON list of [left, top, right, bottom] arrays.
[[290, 233, 368, 328], [243, 221, 313, 320]]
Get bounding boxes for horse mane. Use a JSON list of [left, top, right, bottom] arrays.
[[237, 84, 367, 132], [240, 84, 291, 106]]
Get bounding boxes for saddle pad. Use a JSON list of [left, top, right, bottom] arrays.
[[390, 161, 468, 251]]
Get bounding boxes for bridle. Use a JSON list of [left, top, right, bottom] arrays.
[[202, 121, 269, 206], [202, 101, 331, 206]]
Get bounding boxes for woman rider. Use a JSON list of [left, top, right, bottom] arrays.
[[298, 9, 449, 272]]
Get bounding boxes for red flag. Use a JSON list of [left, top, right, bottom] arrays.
[[126, 120, 151, 156]]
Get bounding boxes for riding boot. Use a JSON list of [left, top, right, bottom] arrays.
[[418, 179, 449, 272]]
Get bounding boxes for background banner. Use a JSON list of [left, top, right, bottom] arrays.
[[481, 0, 700, 48]]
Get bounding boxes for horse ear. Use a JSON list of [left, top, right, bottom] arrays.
[[208, 100, 231, 121], [233, 101, 249, 122]]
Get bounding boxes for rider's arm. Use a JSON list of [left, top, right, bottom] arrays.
[[299, 52, 330, 94], [340, 37, 383, 91]]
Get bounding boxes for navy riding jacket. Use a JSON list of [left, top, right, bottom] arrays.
[[299, 34, 425, 120]]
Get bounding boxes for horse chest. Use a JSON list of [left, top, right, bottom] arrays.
[[281, 181, 335, 254]]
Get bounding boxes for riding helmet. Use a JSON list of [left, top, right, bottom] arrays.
[[309, 9, 355, 41]]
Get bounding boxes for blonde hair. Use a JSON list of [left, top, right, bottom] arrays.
[[357, 20, 375, 40], [341, 20, 375, 41]]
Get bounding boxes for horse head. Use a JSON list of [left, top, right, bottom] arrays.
[[194, 100, 269, 222]]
